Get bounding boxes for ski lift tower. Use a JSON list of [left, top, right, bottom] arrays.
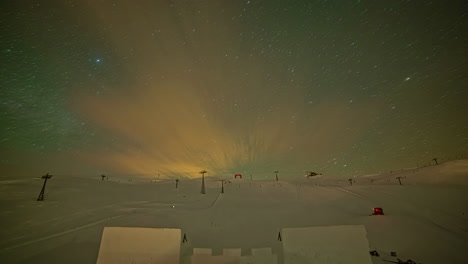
[[200, 170, 207, 194], [37, 173, 53, 201]]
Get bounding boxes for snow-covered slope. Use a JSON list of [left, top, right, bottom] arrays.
[[356, 159, 468, 186], [0, 161, 467, 264]]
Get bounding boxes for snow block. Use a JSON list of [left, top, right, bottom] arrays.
[[192, 247, 277, 264], [282, 225, 373, 264], [240, 248, 277, 264], [223, 248, 241, 256], [191, 248, 241, 264], [96, 227, 181, 264], [193, 248, 212, 255]]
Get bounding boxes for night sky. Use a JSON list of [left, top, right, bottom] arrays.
[[1, 1, 467, 179]]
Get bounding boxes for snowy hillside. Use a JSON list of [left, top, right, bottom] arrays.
[[354, 159, 468, 186], [0, 161, 467, 264]]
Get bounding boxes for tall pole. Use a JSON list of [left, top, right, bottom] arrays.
[[396, 177, 403, 185], [221, 180, 224, 193], [37, 173, 53, 201], [274, 171, 279, 181], [200, 170, 207, 194]]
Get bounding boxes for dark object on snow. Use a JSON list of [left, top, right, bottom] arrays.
[[391, 251, 397, 257], [37, 173, 53, 201], [369, 250, 380, 256], [372, 208, 384, 215], [101, 174, 106, 180], [306, 171, 320, 177], [396, 176, 403, 185]]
